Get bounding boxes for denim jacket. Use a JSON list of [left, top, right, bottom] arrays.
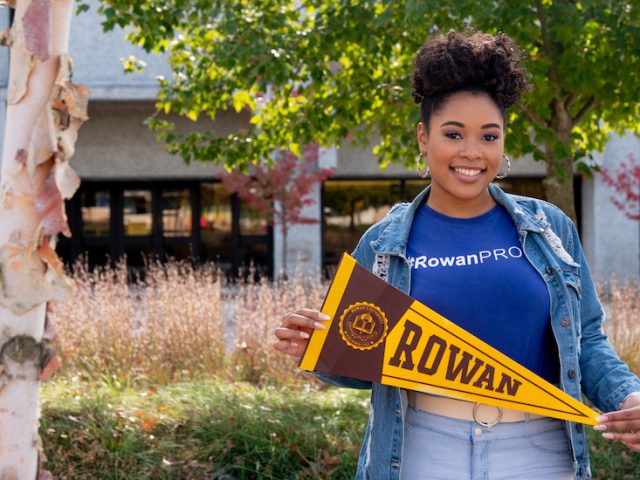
[[318, 184, 640, 480]]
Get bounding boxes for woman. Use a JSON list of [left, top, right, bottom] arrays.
[[273, 31, 640, 479]]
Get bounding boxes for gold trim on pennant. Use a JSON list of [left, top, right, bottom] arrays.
[[299, 253, 357, 371]]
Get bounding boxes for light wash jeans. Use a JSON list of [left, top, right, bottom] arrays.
[[401, 406, 575, 480]]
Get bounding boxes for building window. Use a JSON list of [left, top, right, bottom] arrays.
[[81, 190, 110, 237], [60, 181, 273, 276], [322, 177, 567, 271], [124, 189, 152, 236], [495, 178, 547, 200], [239, 206, 269, 236], [201, 182, 232, 267], [323, 179, 422, 268], [162, 189, 192, 237]]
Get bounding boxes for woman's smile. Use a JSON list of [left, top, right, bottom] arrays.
[[450, 166, 487, 180]]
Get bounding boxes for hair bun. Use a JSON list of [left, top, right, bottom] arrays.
[[412, 31, 529, 109]]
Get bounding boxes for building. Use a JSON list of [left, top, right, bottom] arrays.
[[1, 6, 638, 280]]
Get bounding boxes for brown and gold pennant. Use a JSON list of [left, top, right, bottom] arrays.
[[300, 253, 598, 425]]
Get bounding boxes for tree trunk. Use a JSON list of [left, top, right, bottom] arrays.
[[542, 143, 577, 224], [542, 101, 578, 224], [0, 0, 88, 477]]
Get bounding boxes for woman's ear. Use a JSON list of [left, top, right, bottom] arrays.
[[417, 122, 428, 153]]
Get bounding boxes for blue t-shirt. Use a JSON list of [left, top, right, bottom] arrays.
[[407, 203, 559, 384]]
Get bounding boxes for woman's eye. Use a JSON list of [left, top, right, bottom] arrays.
[[484, 134, 499, 141], [445, 132, 462, 139]]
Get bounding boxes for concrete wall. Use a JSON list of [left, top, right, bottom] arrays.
[[73, 101, 249, 180], [582, 133, 640, 281], [69, 0, 171, 100], [0, 8, 8, 88], [273, 183, 323, 276]]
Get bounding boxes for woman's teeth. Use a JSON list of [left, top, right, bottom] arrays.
[[453, 167, 482, 176]]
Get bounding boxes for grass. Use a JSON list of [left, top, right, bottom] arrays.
[[41, 378, 369, 479], [589, 431, 640, 480], [40, 260, 640, 477], [40, 378, 640, 479]]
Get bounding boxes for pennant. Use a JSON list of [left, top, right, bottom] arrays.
[[300, 253, 598, 425]]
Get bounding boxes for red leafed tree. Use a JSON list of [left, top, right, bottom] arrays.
[[0, 0, 89, 476], [600, 154, 640, 221], [220, 144, 334, 275]]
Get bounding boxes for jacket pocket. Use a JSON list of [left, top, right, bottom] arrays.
[[561, 268, 581, 300]]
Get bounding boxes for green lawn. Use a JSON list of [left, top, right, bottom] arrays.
[[41, 378, 639, 479]]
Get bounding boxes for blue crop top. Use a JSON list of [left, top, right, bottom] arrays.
[[407, 203, 559, 384]]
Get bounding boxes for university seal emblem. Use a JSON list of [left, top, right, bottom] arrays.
[[339, 302, 388, 351]]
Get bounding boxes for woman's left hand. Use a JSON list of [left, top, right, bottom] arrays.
[[595, 393, 640, 452]]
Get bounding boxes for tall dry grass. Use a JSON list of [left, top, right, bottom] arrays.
[[49, 259, 327, 385], [49, 259, 640, 386], [599, 277, 640, 375]]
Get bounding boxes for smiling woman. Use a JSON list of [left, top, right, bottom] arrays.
[[274, 30, 640, 480]]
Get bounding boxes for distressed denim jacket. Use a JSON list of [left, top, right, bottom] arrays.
[[317, 184, 640, 480]]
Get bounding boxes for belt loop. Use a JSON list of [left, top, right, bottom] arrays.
[[524, 412, 530, 423]]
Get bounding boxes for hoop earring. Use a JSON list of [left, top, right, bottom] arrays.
[[416, 152, 430, 179], [495, 154, 511, 180]]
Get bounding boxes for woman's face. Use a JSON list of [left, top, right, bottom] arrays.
[[417, 91, 504, 217]]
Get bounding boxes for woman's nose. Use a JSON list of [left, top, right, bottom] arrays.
[[460, 140, 482, 159]]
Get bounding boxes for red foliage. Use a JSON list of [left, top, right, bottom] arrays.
[[600, 154, 640, 221], [219, 144, 335, 233]]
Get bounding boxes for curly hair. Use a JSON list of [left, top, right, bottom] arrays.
[[412, 30, 529, 128]]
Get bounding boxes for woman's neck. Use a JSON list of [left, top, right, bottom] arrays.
[[426, 188, 496, 219]]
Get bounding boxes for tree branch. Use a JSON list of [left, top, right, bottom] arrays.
[[534, 0, 561, 101], [564, 93, 576, 111], [573, 96, 599, 125], [522, 107, 548, 128]]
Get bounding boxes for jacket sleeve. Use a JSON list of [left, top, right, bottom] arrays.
[[569, 220, 640, 412]]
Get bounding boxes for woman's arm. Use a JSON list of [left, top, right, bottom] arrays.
[[570, 220, 640, 412]]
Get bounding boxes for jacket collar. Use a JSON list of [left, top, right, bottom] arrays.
[[370, 183, 549, 256], [488, 184, 550, 234]]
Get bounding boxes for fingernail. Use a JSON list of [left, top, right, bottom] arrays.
[[291, 341, 298, 348], [602, 432, 615, 440], [319, 313, 331, 320], [594, 424, 607, 431], [299, 331, 310, 339], [596, 415, 608, 423], [314, 321, 327, 330]]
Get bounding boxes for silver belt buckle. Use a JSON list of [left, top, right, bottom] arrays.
[[473, 403, 503, 428]]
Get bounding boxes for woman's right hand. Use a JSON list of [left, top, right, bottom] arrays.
[[273, 309, 331, 359]]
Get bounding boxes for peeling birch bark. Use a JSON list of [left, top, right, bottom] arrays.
[[0, 0, 88, 477]]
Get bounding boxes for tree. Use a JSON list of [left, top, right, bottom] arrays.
[[600, 154, 640, 221], [79, 0, 639, 221], [0, 0, 88, 475], [219, 144, 334, 275]]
